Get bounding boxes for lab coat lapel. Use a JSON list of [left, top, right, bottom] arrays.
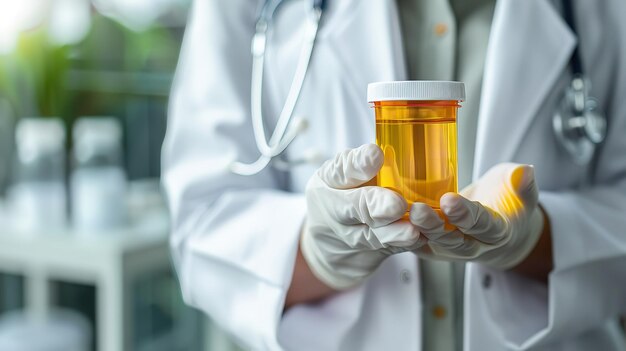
[[345, 0, 407, 82], [473, 0, 576, 178], [316, 0, 406, 145], [325, 0, 407, 84]]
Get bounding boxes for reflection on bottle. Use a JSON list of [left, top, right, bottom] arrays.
[[377, 118, 457, 209]]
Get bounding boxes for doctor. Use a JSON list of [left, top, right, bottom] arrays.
[[163, 0, 626, 350]]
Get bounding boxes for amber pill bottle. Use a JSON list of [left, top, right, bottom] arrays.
[[368, 81, 465, 211]]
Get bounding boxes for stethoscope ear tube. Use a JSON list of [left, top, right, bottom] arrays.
[[230, 0, 323, 176], [552, 0, 607, 166]]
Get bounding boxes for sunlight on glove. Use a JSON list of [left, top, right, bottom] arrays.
[[301, 144, 426, 290], [410, 163, 544, 270]]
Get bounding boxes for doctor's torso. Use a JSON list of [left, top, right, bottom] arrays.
[[255, 0, 623, 350]]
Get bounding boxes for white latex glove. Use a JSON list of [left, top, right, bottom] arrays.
[[301, 144, 426, 290], [410, 163, 544, 269]]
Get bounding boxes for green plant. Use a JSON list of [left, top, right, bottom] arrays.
[[0, 28, 70, 118]]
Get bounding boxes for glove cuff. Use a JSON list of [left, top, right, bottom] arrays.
[[486, 206, 544, 270], [300, 229, 357, 290]]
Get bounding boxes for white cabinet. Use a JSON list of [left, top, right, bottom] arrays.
[[0, 210, 199, 351]]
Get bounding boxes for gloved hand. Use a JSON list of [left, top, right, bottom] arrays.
[[410, 163, 544, 269], [301, 144, 426, 290]]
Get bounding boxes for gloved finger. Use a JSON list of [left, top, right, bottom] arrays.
[[427, 234, 486, 261], [318, 144, 383, 189], [408, 203, 464, 246], [375, 220, 427, 248], [408, 203, 445, 236], [462, 163, 538, 208], [338, 220, 425, 250], [340, 186, 407, 228], [508, 164, 539, 208], [306, 173, 406, 228], [440, 193, 506, 245]]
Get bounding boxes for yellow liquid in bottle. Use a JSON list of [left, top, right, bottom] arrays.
[[375, 101, 458, 209]]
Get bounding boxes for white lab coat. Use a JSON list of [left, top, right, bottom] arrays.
[[162, 0, 626, 350]]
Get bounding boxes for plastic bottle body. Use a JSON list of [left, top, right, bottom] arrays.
[[7, 118, 67, 231], [70, 117, 127, 232], [374, 100, 459, 209]]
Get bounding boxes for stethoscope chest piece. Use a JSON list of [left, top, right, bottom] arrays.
[[553, 75, 607, 165]]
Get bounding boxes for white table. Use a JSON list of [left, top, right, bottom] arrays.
[[0, 210, 175, 351]]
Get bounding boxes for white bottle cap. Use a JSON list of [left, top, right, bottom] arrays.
[[72, 117, 123, 164], [16, 118, 66, 149], [367, 81, 465, 102], [73, 117, 122, 147], [16, 118, 66, 162]]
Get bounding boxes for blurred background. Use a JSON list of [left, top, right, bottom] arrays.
[[0, 1, 240, 350]]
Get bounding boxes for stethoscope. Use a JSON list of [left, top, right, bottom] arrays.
[[230, 0, 326, 176], [553, 0, 607, 166], [230, 0, 607, 175]]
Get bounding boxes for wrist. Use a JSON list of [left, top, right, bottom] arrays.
[[511, 206, 545, 267], [510, 204, 553, 283], [285, 241, 337, 309]]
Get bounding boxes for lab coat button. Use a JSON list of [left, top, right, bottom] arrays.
[[433, 305, 447, 319], [482, 274, 492, 288], [434, 23, 448, 37], [400, 269, 410, 283]]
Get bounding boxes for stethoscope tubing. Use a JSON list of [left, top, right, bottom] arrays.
[[553, 0, 607, 167], [230, 0, 323, 175]]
